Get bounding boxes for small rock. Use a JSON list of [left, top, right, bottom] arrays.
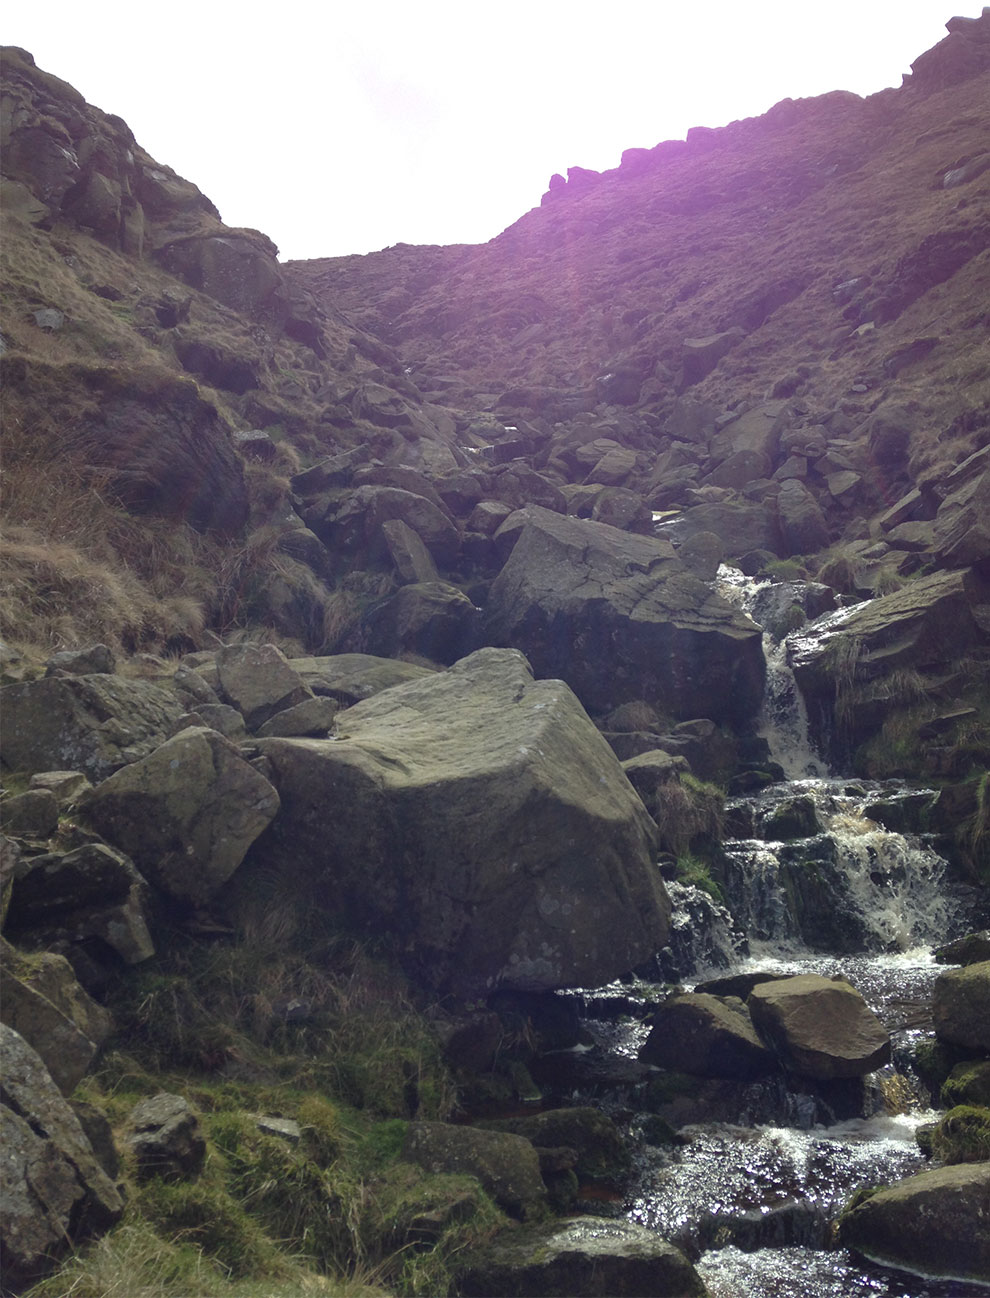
[[128, 1093, 205, 1180]]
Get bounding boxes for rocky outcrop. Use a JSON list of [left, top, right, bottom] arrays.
[[0, 1023, 123, 1289], [933, 961, 990, 1052], [83, 726, 280, 904], [839, 1162, 990, 1287], [254, 648, 670, 996], [747, 974, 891, 1079], [456, 1215, 707, 1297], [482, 507, 764, 722]]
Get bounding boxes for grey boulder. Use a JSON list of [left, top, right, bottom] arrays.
[[83, 726, 280, 904], [256, 648, 670, 996]]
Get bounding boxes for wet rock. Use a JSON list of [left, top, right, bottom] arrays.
[[456, 1215, 707, 1297], [641, 992, 777, 1080], [0, 1023, 123, 1289], [127, 1093, 206, 1180], [936, 931, 990, 966], [839, 1162, 990, 1287], [403, 1122, 546, 1220], [83, 727, 279, 904], [748, 974, 891, 1079], [483, 507, 764, 723], [762, 794, 822, 840], [478, 1108, 629, 1185], [257, 648, 669, 996], [933, 961, 990, 1051]]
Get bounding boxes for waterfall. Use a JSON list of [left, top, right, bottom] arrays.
[[715, 565, 825, 779]]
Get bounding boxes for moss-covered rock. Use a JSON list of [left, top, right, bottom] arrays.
[[933, 960, 990, 1051], [478, 1107, 630, 1186], [930, 1105, 990, 1163], [455, 1214, 708, 1297], [942, 1060, 990, 1108], [839, 1161, 990, 1285]]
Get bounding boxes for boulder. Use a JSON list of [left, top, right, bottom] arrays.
[[83, 727, 280, 904], [27, 770, 92, 806], [256, 648, 670, 996], [287, 652, 436, 705], [640, 993, 777, 1080], [673, 499, 783, 557], [0, 944, 111, 1094], [127, 1093, 206, 1180], [402, 1122, 546, 1220], [748, 974, 891, 1079], [776, 479, 830, 555], [0, 1023, 123, 1289], [933, 462, 990, 568], [217, 642, 314, 730], [351, 581, 482, 665], [936, 931, 990, 966], [478, 1107, 629, 1184], [45, 644, 116, 676], [382, 517, 441, 583], [456, 1215, 707, 1297], [255, 696, 338, 738], [680, 328, 744, 386], [483, 507, 764, 723], [933, 961, 990, 1051], [1, 788, 58, 838], [839, 1162, 990, 1287], [0, 674, 185, 780]]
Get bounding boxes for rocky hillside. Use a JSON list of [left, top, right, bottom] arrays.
[[1, 17, 990, 1298]]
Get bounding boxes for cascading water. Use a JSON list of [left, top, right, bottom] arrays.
[[580, 568, 983, 1297]]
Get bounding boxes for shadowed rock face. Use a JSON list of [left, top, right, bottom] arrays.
[[483, 507, 765, 723], [252, 648, 671, 996]]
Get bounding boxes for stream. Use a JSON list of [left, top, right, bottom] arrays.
[[579, 570, 987, 1295]]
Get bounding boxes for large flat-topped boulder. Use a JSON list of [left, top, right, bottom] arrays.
[[255, 648, 670, 996], [748, 974, 891, 1079], [482, 507, 764, 722]]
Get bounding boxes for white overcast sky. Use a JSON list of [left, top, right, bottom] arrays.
[[2, 1, 977, 261]]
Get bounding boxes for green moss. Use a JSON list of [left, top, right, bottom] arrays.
[[675, 854, 726, 907], [942, 1060, 990, 1108], [930, 1105, 990, 1164], [136, 1176, 281, 1278]]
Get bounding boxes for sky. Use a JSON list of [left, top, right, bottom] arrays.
[[2, 1, 978, 262]]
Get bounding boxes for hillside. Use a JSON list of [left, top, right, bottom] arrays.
[[2, 16, 990, 1298]]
